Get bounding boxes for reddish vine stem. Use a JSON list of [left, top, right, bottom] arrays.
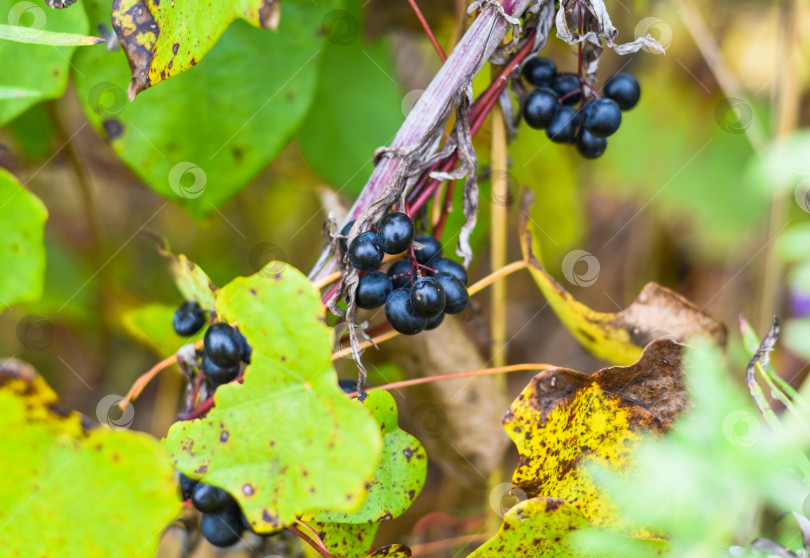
[[287, 524, 335, 558], [406, 0, 447, 62]]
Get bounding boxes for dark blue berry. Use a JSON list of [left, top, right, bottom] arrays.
[[338, 378, 357, 394], [387, 259, 413, 289], [204, 323, 241, 369], [581, 98, 621, 138], [201, 354, 240, 386], [338, 220, 356, 253], [522, 57, 557, 87], [385, 289, 428, 335], [425, 313, 445, 330], [552, 74, 581, 106], [410, 277, 446, 319], [348, 231, 384, 271], [523, 87, 560, 129], [435, 273, 468, 314], [191, 482, 234, 513], [376, 212, 415, 255], [178, 472, 197, 501], [545, 106, 579, 144], [173, 301, 206, 337], [356, 271, 393, 309], [431, 258, 468, 285], [201, 506, 244, 547], [414, 235, 442, 265], [576, 129, 607, 159], [603, 72, 640, 111], [234, 327, 252, 364]]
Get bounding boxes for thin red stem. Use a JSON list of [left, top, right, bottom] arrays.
[[288, 524, 335, 558], [406, 0, 447, 62]]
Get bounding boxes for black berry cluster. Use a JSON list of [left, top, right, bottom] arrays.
[[521, 57, 640, 159], [339, 213, 470, 336], [172, 302, 252, 391]]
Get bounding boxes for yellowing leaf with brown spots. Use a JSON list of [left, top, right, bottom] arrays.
[[368, 544, 412, 557], [520, 198, 726, 365], [311, 522, 380, 558], [163, 263, 382, 533], [157, 237, 218, 311], [0, 359, 179, 557], [468, 498, 667, 557], [504, 339, 686, 533], [112, 0, 281, 97]]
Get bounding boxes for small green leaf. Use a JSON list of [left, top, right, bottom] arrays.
[[0, 168, 47, 309], [311, 521, 380, 558], [0, 360, 180, 556], [163, 264, 382, 532], [157, 240, 218, 311], [0, 23, 102, 45]]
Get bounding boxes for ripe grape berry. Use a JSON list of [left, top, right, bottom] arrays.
[[191, 482, 235, 513], [522, 57, 557, 87], [204, 323, 242, 369], [603, 72, 640, 111], [178, 472, 197, 501], [338, 378, 357, 394], [576, 129, 607, 159], [581, 98, 621, 138], [201, 354, 240, 386], [234, 327, 252, 364], [414, 235, 442, 265], [356, 271, 393, 309], [431, 258, 468, 285], [348, 231, 384, 271], [173, 301, 206, 337], [546, 106, 579, 144], [385, 289, 428, 335], [376, 212, 415, 255], [523, 88, 560, 130], [387, 259, 413, 289], [200, 506, 244, 547], [425, 313, 444, 330], [552, 74, 581, 106], [410, 277, 446, 319], [338, 220, 356, 253], [435, 273, 468, 314]]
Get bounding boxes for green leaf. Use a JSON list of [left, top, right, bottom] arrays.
[[73, 0, 341, 217], [468, 497, 666, 557], [163, 264, 382, 532], [311, 521, 380, 558], [744, 130, 810, 193], [0, 360, 179, 556], [112, 0, 279, 96], [311, 389, 427, 523], [121, 302, 203, 357], [297, 20, 402, 196], [157, 239, 218, 311], [0, 168, 47, 309], [0, 0, 90, 124], [0, 23, 101, 45]]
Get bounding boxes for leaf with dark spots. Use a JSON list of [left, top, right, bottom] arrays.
[[0, 359, 179, 557], [311, 522, 380, 558], [505, 339, 687, 534], [368, 544, 412, 557], [164, 264, 382, 533], [155, 237, 218, 310]]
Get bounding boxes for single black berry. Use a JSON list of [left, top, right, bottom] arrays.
[[191, 482, 235, 513], [385, 289, 428, 335], [552, 74, 581, 106], [581, 98, 621, 138], [387, 259, 413, 289], [603, 72, 640, 111], [376, 212, 415, 255], [338, 220, 356, 253], [522, 57, 557, 87], [545, 106, 579, 144], [348, 231, 384, 271], [435, 273, 468, 314], [431, 258, 468, 285], [410, 277, 446, 319], [414, 235, 442, 265], [523, 87, 560, 129], [200, 506, 244, 547], [234, 327, 252, 364], [356, 271, 393, 309], [204, 323, 242, 369], [338, 378, 357, 394], [425, 313, 445, 330], [178, 472, 197, 501], [201, 354, 240, 386], [173, 301, 206, 337], [576, 129, 608, 159]]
